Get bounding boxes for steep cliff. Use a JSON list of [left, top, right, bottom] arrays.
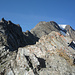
[[0, 18, 38, 51]]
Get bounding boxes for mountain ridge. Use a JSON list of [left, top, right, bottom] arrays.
[[0, 18, 75, 75]]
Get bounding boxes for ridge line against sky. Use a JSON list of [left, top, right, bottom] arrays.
[[0, 0, 75, 31]]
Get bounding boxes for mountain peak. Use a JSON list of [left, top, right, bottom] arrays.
[[31, 21, 60, 38], [50, 21, 58, 25]]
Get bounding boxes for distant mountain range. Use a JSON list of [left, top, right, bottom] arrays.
[[0, 18, 75, 75]]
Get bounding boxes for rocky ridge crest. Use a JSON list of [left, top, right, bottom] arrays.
[[0, 18, 38, 51], [0, 18, 75, 75]]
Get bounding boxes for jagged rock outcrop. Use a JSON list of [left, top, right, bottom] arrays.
[[30, 21, 61, 38], [1, 31, 75, 75], [0, 18, 27, 50], [0, 18, 38, 50], [0, 46, 17, 74], [65, 25, 75, 41]]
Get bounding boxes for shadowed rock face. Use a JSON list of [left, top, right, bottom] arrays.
[[30, 21, 61, 38], [23, 30, 39, 45], [0, 18, 38, 50], [0, 18, 27, 50]]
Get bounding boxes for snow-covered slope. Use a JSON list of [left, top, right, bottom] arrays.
[[59, 25, 67, 30], [73, 41, 75, 44], [59, 25, 67, 36]]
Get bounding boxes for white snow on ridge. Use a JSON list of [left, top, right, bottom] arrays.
[[73, 41, 75, 44], [59, 25, 67, 30]]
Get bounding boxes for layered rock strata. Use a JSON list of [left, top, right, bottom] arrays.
[[2, 31, 75, 75]]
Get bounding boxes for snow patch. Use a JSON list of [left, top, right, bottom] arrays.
[[59, 25, 67, 30], [73, 41, 75, 44]]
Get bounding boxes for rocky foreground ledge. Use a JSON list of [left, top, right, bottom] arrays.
[[0, 31, 75, 75], [0, 18, 75, 75]]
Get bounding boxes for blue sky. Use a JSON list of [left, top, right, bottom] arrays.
[[0, 0, 75, 31]]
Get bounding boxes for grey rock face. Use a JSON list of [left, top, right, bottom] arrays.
[[30, 21, 61, 38], [65, 25, 75, 41], [0, 46, 17, 75], [1, 31, 74, 75]]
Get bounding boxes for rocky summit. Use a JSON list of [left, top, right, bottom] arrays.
[[0, 18, 75, 75], [30, 21, 61, 38]]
